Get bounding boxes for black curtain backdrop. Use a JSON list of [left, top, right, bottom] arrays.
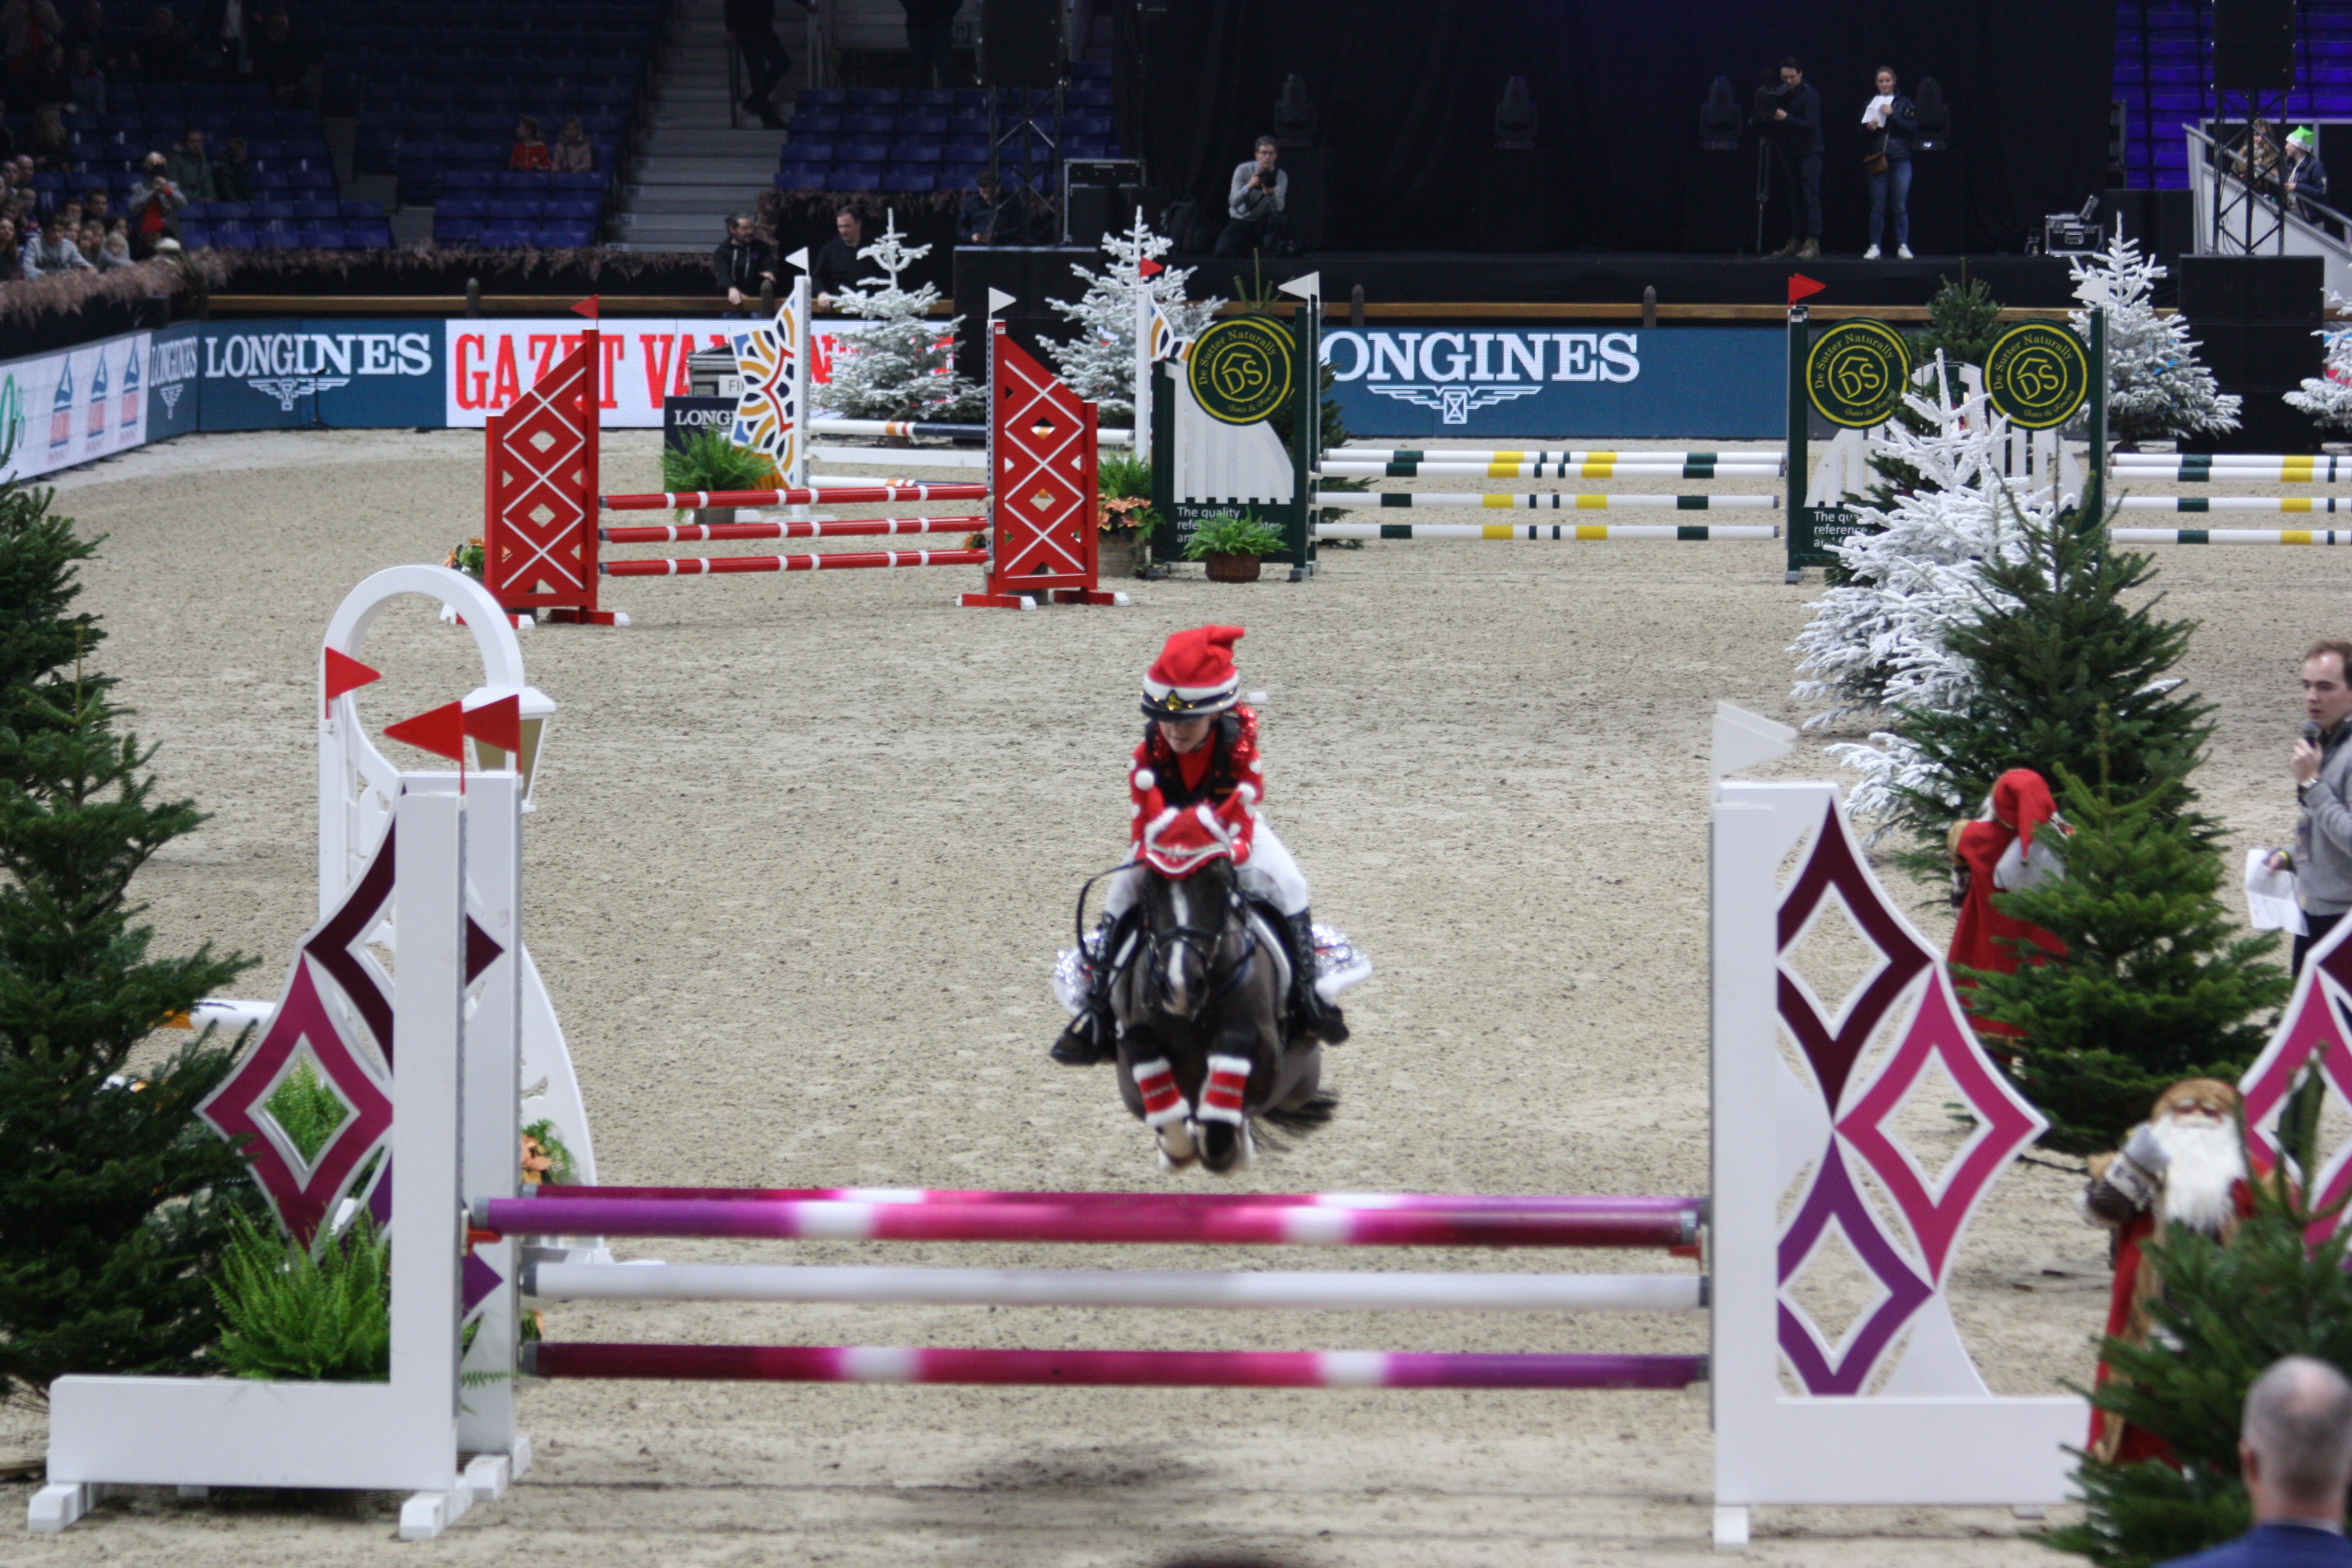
[[1118, 0, 2115, 257]]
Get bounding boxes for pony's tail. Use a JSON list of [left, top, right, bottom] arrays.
[[1260, 1091, 1339, 1137]]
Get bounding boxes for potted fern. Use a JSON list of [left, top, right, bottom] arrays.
[[660, 428, 776, 526], [1095, 450, 1158, 580], [1182, 511, 1284, 583]]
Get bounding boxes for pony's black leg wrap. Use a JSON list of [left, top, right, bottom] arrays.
[[1285, 910, 1349, 1046], [1051, 910, 1132, 1066]]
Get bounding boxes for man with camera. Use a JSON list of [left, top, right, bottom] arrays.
[[1762, 55, 1822, 260], [1216, 135, 1289, 259]]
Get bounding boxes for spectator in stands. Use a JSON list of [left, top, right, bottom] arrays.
[[2287, 126, 2331, 222], [22, 215, 87, 273], [92, 225, 127, 266], [61, 0, 104, 65], [51, 193, 78, 232], [960, 168, 1014, 245], [163, 126, 213, 200], [126, 149, 181, 253], [250, 5, 303, 106], [25, 101, 68, 167], [1215, 134, 1287, 259], [1, 0, 63, 100], [901, 0, 957, 90], [509, 116, 552, 173], [81, 183, 106, 223], [65, 41, 99, 109], [552, 116, 594, 174], [811, 204, 863, 307], [0, 219, 23, 280], [714, 210, 774, 313], [132, 4, 191, 83], [212, 133, 248, 200], [200, 0, 250, 83], [74, 214, 97, 253], [18, 39, 66, 111], [723, 0, 800, 131]]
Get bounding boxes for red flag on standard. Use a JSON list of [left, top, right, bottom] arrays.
[[572, 295, 600, 320], [1786, 274, 1826, 305], [322, 647, 380, 716], [382, 700, 467, 764], [1138, 258, 1164, 278], [461, 693, 521, 756]]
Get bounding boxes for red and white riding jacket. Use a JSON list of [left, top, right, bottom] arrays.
[[1130, 706, 1264, 878]]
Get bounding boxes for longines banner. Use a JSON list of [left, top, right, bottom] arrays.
[[0, 327, 153, 483], [199, 320, 444, 430], [1318, 326, 1784, 439]]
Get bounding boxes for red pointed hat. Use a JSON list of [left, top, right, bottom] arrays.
[[1141, 624, 1244, 719]]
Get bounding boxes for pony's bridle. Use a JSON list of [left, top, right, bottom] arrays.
[[1139, 871, 1258, 1020]]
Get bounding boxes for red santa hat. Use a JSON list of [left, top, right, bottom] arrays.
[[1141, 624, 1244, 719], [1989, 768, 2057, 851]]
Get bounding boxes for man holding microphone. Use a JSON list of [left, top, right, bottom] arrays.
[[2270, 641, 2352, 972]]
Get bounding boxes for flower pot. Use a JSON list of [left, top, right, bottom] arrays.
[[1098, 531, 1143, 580], [693, 507, 738, 528], [1203, 552, 1261, 583]]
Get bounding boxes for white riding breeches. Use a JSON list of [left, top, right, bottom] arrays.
[[1102, 821, 1310, 918]]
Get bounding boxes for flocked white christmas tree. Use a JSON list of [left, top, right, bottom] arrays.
[[2284, 290, 2352, 434], [1790, 364, 2057, 827], [2068, 230, 2241, 447], [1043, 211, 1221, 422], [824, 210, 983, 422]]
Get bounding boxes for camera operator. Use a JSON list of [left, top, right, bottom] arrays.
[[1759, 55, 1822, 260], [1215, 135, 1289, 259]]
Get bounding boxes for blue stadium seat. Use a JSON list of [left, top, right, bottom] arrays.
[[178, 219, 212, 247], [439, 198, 486, 219], [496, 198, 547, 219], [535, 223, 594, 247], [785, 139, 835, 161], [351, 220, 394, 247], [794, 111, 841, 134], [838, 140, 888, 162], [339, 199, 385, 219], [888, 141, 943, 163], [481, 223, 533, 246], [841, 112, 893, 135], [258, 228, 298, 249], [300, 226, 346, 248], [551, 170, 603, 191], [845, 87, 901, 106], [776, 163, 828, 189], [832, 162, 883, 189], [435, 216, 483, 243], [292, 199, 337, 220], [214, 227, 256, 250], [880, 169, 935, 193], [210, 200, 252, 221], [547, 196, 600, 219], [495, 169, 547, 190], [899, 112, 947, 135]]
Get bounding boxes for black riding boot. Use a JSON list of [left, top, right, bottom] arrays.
[[1284, 910, 1349, 1045], [1051, 913, 1128, 1066]]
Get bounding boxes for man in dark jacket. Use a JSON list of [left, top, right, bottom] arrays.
[[713, 212, 775, 313], [1766, 55, 1821, 259], [958, 169, 1014, 244], [2156, 1356, 2352, 1567], [722, 0, 801, 130], [810, 205, 863, 307]]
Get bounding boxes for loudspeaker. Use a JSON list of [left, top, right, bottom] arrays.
[[2176, 254, 2323, 452], [977, 0, 1063, 89], [2213, 0, 2294, 91], [1065, 181, 1113, 249], [1279, 146, 1334, 250]]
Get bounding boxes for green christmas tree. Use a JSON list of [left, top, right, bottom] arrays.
[[2049, 1109, 2352, 1567], [1965, 752, 2290, 1154], [1883, 504, 2216, 870], [0, 475, 258, 1400]]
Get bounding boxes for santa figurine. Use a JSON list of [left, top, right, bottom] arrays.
[[2079, 1077, 2264, 1465], [1947, 768, 2067, 1049]]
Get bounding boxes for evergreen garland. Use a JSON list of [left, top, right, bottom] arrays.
[[0, 472, 257, 1400]]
